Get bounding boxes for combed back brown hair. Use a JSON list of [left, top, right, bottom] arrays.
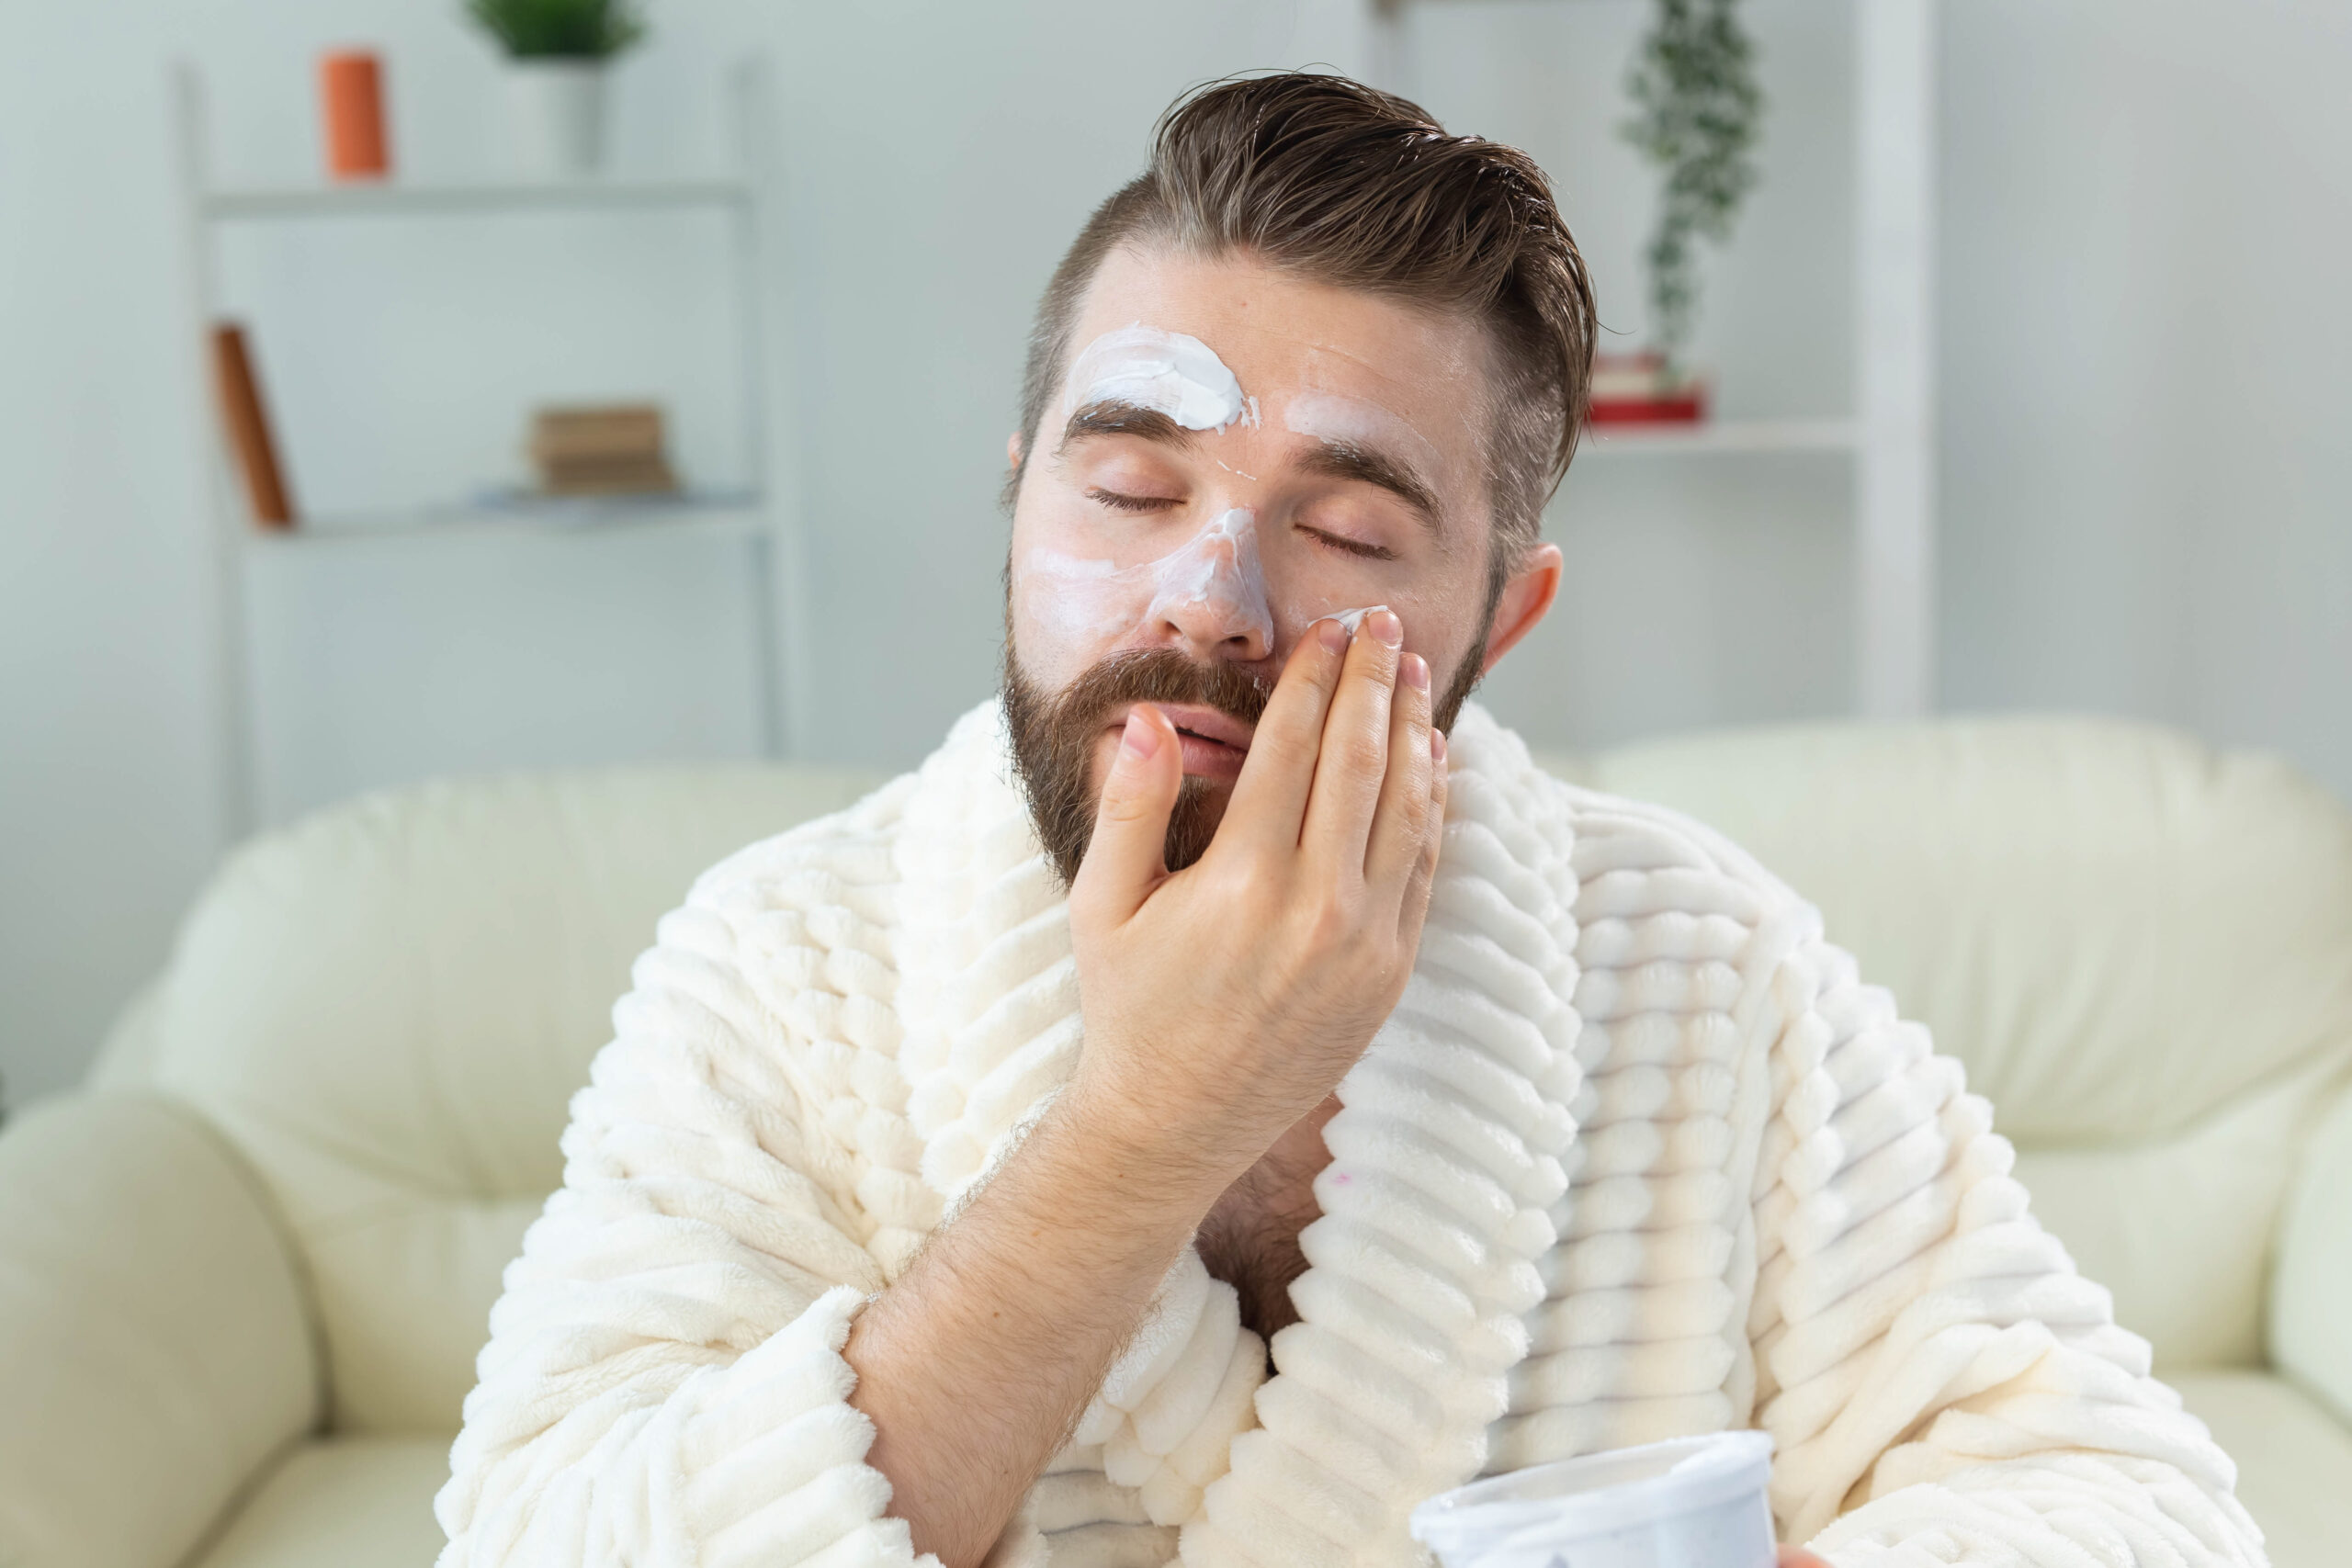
[[1014, 72, 1597, 595]]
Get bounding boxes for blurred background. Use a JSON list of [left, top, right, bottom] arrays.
[[4, 0, 2348, 1111]]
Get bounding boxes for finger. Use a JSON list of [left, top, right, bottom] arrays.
[[1069, 705, 1182, 926], [1217, 615, 1352, 856], [1397, 729, 1448, 946], [1299, 607, 1403, 876], [1365, 647, 1436, 892]]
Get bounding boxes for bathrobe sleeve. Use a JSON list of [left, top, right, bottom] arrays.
[[434, 828, 943, 1568], [1748, 928, 2269, 1566]]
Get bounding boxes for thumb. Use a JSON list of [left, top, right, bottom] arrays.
[[1071, 704, 1182, 925]]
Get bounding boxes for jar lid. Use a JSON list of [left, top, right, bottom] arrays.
[[1408, 1430, 1774, 1554]]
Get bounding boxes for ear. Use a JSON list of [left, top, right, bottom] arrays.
[[1007, 432, 1024, 471], [1479, 542, 1562, 674]]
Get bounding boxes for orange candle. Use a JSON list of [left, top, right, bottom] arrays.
[[320, 51, 390, 181]]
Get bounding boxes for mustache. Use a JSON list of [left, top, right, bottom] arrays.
[[1051, 647, 1272, 736], [1002, 646, 1272, 888]]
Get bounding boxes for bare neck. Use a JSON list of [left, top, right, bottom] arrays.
[[1194, 1095, 1340, 1342]]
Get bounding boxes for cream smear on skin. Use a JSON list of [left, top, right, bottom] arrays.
[[1019, 325, 1277, 653], [1283, 390, 1450, 500], [1020, 507, 1275, 652], [1017, 326, 1407, 662], [1065, 323, 1261, 433]]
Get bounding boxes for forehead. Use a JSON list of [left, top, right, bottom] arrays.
[[1058, 246, 1490, 449]]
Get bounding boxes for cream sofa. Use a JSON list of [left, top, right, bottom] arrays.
[[3, 716, 2347, 1568]]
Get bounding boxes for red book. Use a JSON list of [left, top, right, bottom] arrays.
[[1588, 352, 1708, 425], [211, 322, 297, 530], [1589, 393, 1707, 425]]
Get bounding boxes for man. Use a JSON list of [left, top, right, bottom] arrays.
[[436, 75, 2264, 1568]]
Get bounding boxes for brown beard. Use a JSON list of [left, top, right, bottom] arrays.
[[1003, 646, 1273, 888], [1002, 622, 1491, 891]]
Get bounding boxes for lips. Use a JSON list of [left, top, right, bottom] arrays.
[[1137, 702, 1254, 755], [1104, 700, 1255, 781]]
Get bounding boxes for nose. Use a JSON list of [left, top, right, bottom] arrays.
[[1143, 508, 1274, 662]]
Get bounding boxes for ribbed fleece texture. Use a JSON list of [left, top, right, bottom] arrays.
[[436, 702, 2267, 1568]]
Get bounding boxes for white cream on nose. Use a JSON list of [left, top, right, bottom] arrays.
[[1142, 507, 1274, 650]]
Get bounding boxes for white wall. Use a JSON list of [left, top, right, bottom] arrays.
[[6, 0, 2350, 1107], [1404, 0, 1862, 745], [1938, 0, 2352, 790]]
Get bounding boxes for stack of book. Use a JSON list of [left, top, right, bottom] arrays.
[[1588, 353, 1708, 425], [528, 404, 679, 496]]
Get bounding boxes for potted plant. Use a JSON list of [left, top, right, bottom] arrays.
[[466, 0, 648, 177], [1596, 0, 1764, 423]]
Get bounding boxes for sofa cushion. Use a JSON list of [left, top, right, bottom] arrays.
[[144, 765, 889, 1434], [187, 1437, 450, 1568], [0, 1094, 316, 1568], [2007, 1062, 2340, 1369], [2275, 1082, 2352, 1424], [2171, 1370, 2352, 1568], [1546, 716, 2352, 1368]]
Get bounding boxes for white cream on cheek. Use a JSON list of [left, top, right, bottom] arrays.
[[1014, 550, 1141, 648], [1016, 507, 1274, 655]]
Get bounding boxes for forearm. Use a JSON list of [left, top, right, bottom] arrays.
[[844, 1084, 1227, 1568]]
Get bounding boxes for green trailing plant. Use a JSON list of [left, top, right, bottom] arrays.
[[1621, 0, 1764, 362], [466, 0, 647, 60]]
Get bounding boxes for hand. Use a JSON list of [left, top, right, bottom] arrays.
[[1780, 1547, 1832, 1568], [1063, 608, 1447, 1196]]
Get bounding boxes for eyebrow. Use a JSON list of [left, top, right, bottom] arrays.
[[1295, 438, 1445, 542], [1057, 398, 1447, 545], [1057, 399, 1200, 456]]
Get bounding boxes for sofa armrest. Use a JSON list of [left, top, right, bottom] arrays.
[[2276, 1074, 2352, 1426], [0, 1093, 319, 1568]]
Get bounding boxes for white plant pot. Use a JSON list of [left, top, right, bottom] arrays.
[[504, 60, 607, 178]]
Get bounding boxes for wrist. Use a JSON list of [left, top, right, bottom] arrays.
[[1044, 1074, 1245, 1224]]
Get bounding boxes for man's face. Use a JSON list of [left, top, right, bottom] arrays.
[[1004, 244, 1540, 882]]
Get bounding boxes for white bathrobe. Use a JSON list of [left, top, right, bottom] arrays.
[[435, 702, 2267, 1568]]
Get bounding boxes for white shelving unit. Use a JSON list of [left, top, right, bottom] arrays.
[[171, 60, 813, 837], [1577, 417, 1860, 457], [1372, 0, 1939, 720], [199, 175, 754, 220]]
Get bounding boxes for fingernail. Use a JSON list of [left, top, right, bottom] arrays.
[[1368, 608, 1403, 649], [1120, 709, 1161, 761], [1317, 617, 1349, 654], [1401, 652, 1430, 692], [1430, 728, 1448, 764]]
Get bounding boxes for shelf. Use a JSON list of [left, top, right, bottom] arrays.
[[241, 492, 765, 547], [1577, 418, 1860, 457], [200, 175, 752, 222]]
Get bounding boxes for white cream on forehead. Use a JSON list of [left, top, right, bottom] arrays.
[[1283, 390, 1448, 488], [1066, 323, 1258, 433]]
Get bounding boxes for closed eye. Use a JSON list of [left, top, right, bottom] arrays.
[[1300, 525, 1398, 561], [1087, 488, 1182, 514]]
